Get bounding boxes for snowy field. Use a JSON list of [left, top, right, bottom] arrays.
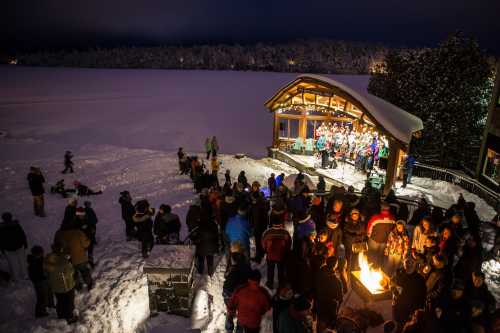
[[0, 66, 496, 333]]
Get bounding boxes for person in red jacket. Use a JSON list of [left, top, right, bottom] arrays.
[[227, 270, 272, 333], [366, 202, 395, 268], [262, 215, 292, 289]]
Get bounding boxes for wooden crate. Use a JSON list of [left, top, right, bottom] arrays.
[[143, 245, 196, 317]]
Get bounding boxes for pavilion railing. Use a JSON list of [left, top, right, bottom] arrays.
[[413, 162, 500, 211]]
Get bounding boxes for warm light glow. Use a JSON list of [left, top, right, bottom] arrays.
[[358, 253, 386, 294]]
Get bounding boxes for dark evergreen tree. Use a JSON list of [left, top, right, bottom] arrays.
[[368, 32, 493, 169]]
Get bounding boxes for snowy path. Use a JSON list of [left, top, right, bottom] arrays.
[[0, 139, 299, 333]]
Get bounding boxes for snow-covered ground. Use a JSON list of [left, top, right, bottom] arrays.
[[0, 66, 496, 333], [287, 153, 497, 221]]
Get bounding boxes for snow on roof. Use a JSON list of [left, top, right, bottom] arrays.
[[144, 245, 195, 270], [266, 74, 423, 145]]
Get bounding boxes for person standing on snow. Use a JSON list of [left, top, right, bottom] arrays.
[[153, 204, 181, 244], [78, 204, 98, 268], [225, 203, 252, 259], [119, 191, 136, 241], [194, 219, 219, 276], [27, 166, 46, 217], [27, 245, 55, 317], [54, 216, 92, 291], [132, 200, 155, 258], [267, 173, 277, 197], [205, 137, 213, 160], [211, 156, 220, 186], [366, 202, 396, 268], [226, 269, 272, 333], [44, 241, 78, 324], [401, 154, 416, 188], [262, 214, 291, 290], [211, 136, 219, 157], [0, 212, 28, 282], [249, 181, 269, 264], [62, 150, 74, 174]]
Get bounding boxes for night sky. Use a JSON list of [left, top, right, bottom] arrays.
[[3, 0, 500, 53]]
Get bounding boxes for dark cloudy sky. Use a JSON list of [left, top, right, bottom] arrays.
[[3, 0, 500, 52]]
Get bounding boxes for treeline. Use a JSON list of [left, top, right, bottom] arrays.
[[14, 39, 392, 74]]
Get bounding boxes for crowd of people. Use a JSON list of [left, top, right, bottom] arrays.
[[314, 123, 389, 173], [1, 145, 498, 332], [176, 146, 499, 333]]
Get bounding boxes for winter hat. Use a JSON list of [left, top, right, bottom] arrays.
[[383, 320, 396, 333], [272, 200, 286, 213], [31, 245, 44, 256], [270, 214, 284, 226], [248, 269, 262, 282], [237, 202, 248, 216], [293, 295, 311, 312], [120, 190, 130, 196], [76, 207, 86, 216], [84, 201, 91, 208], [325, 256, 338, 271], [251, 181, 260, 188], [396, 220, 406, 227], [1, 212, 13, 222], [350, 208, 360, 215]]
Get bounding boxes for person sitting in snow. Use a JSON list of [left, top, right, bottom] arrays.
[[153, 204, 181, 244], [50, 179, 76, 198], [61, 150, 74, 174], [73, 181, 103, 196]]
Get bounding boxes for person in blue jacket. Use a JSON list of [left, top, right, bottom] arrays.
[[402, 154, 416, 188], [275, 173, 285, 188], [225, 203, 252, 259]]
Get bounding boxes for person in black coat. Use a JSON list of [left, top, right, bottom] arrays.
[[78, 205, 97, 267], [314, 256, 343, 332], [119, 191, 136, 241], [27, 245, 55, 317], [153, 204, 181, 244], [1, 212, 29, 282], [249, 183, 270, 263], [194, 220, 219, 276], [132, 200, 155, 258], [342, 208, 366, 271], [454, 235, 483, 284], [391, 259, 427, 327], [27, 166, 46, 217], [465, 271, 496, 331], [440, 279, 470, 333], [223, 251, 251, 331], [62, 150, 74, 174], [268, 173, 277, 197], [62, 198, 78, 228]]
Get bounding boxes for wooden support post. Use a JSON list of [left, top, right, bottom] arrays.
[[383, 138, 401, 195], [273, 113, 280, 148]]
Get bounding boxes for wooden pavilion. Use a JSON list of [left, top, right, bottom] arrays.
[[264, 74, 424, 193]]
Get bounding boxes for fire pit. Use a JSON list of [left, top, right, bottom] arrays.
[[350, 253, 391, 302]]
